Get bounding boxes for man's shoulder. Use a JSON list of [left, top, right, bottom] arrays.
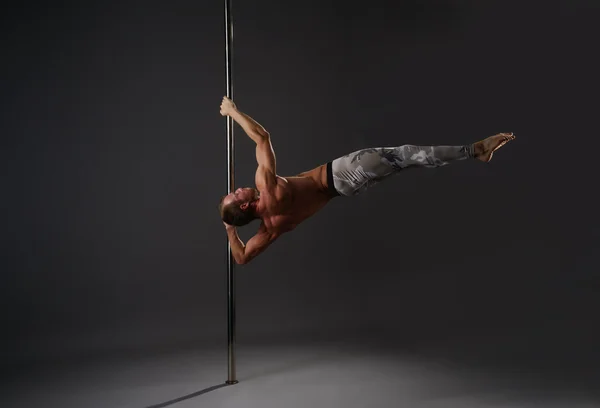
[[255, 166, 278, 191], [258, 177, 289, 201]]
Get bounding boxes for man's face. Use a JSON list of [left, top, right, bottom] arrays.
[[222, 187, 258, 208]]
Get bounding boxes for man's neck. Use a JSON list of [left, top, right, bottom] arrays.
[[251, 199, 264, 218]]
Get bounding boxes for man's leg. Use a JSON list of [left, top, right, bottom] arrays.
[[329, 133, 515, 197]]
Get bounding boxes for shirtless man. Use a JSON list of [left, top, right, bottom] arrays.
[[218, 96, 515, 265]]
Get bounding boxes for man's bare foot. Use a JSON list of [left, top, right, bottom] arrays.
[[474, 132, 516, 162]]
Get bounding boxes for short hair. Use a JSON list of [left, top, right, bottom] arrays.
[[218, 196, 257, 227]]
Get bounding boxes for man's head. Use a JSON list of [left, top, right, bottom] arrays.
[[218, 187, 260, 227]]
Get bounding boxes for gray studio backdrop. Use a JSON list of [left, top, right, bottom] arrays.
[[2, 0, 599, 380]]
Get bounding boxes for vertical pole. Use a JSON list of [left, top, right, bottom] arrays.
[[224, 0, 238, 386]]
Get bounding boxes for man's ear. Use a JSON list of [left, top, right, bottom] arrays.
[[240, 202, 249, 211]]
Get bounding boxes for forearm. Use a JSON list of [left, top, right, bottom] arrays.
[[226, 226, 246, 264], [229, 109, 269, 144]]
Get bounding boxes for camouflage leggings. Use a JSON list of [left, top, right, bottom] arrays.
[[330, 144, 475, 196]]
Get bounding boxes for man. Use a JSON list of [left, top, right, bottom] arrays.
[[218, 96, 515, 265]]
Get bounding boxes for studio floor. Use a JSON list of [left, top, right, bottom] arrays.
[[2, 333, 598, 408]]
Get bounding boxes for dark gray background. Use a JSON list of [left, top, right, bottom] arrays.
[[2, 0, 599, 395]]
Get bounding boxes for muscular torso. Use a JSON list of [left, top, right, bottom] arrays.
[[259, 164, 332, 234]]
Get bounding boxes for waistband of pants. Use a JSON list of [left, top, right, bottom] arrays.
[[326, 161, 341, 197]]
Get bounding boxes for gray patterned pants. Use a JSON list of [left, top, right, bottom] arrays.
[[330, 144, 475, 196]]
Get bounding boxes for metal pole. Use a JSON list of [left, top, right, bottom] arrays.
[[224, 0, 238, 386]]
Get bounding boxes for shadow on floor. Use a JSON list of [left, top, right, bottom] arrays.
[[144, 382, 233, 408]]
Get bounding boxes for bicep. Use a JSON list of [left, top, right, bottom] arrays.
[[255, 137, 276, 173], [255, 137, 277, 188], [242, 231, 276, 264]]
